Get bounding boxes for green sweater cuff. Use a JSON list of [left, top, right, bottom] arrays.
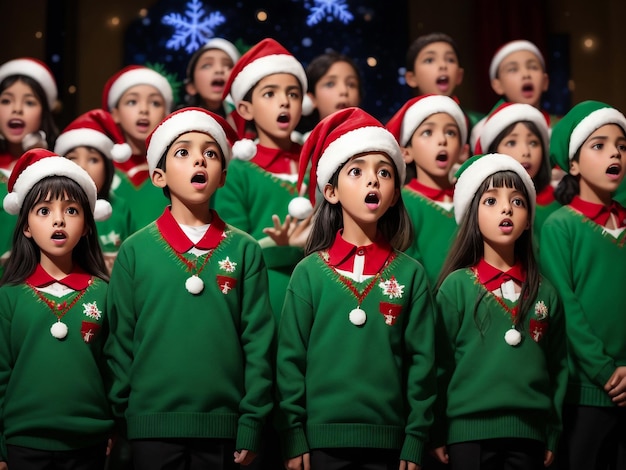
[[400, 434, 424, 465], [279, 426, 309, 460], [236, 419, 263, 453], [546, 429, 560, 453], [597, 361, 615, 387]]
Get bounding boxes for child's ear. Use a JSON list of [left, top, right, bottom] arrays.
[[185, 81, 198, 97], [455, 67, 465, 86], [219, 169, 227, 188], [458, 143, 470, 164], [323, 183, 339, 204], [401, 146, 414, 164], [541, 72, 550, 92], [23, 224, 32, 239], [390, 187, 400, 207], [491, 77, 505, 96], [237, 100, 254, 121], [152, 168, 167, 188], [110, 107, 121, 124], [404, 70, 418, 89], [569, 160, 580, 177]]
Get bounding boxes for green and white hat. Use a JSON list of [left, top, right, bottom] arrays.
[[453, 153, 536, 225], [550, 100, 626, 172]]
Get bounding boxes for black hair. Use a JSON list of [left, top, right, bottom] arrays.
[[0, 75, 59, 153], [0, 176, 109, 286], [554, 148, 580, 205], [305, 156, 413, 255], [405, 32, 460, 72], [437, 170, 539, 334], [487, 120, 551, 193]]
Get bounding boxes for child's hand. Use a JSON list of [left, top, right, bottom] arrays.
[[399, 460, 420, 470], [233, 449, 256, 466], [544, 449, 554, 466], [284, 452, 310, 470], [0, 461, 7, 470], [432, 446, 449, 464], [604, 366, 626, 405], [263, 214, 312, 248]]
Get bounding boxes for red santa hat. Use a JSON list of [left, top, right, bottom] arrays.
[[0, 57, 58, 109], [145, 107, 238, 176], [385, 94, 468, 147], [474, 102, 550, 154], [223, 38, 312, 119], [489, 40, 545, 80], [3, 148, 112, 221], [54, 109, 132, 163], [102, 65, 174, 113], [290, 107, 405, 219]]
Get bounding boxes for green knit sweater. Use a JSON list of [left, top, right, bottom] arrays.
[[402, 187, 457, 288], [104, 213, 275, 452], [433, 269, 567, 452], [540, 205, 626, 406], [0, 277, 112, 459], [276, 251, 436, 464]]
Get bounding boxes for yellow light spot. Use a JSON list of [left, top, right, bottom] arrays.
[[35, 31, 43, 39], [68, 85, 77, 94], [256, 10, 268, 22], [367, 57, 377, 67], [139, 9, 148, 17], [110, 16, 120, 27]]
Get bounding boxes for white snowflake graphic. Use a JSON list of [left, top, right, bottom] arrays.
[[83, 302, 102, 320], [162, 0, 226, 53], [218, 257, 237, 273], [99, 230, 121, 247], [379, 277, 404, 299], [534, 300, 548, 320], [305, 0, 354, 27]]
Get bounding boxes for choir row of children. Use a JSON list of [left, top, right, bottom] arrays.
[[0, 34, 624, 470]]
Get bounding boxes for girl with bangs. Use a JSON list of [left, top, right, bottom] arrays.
[[431, 154, 567, 470], [0, 149, 112, 469]]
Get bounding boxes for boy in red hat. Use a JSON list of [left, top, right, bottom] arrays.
[[104, 107, 275, 470]]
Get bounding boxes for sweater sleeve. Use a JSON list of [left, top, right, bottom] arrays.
[[235, 240, 276, 452], [275, 263, 313, 459], [540, 217, 615, 386], [400, 267, 437, 465], [103, 244, 136, 425], [430, 279, 462, 448]]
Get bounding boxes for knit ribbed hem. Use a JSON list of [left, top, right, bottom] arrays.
[[565, 383, 615, 407], [6, 433, 109, 452], [127, 412, 238, 439], [447, 412, 545, 445], [280, 426, 310, 460], [400, 434, 425, 465], [307, 423, 403, 450], [235, 418, 263, 453]]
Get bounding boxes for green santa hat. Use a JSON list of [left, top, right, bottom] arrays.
[[550, 100, 626, 173]]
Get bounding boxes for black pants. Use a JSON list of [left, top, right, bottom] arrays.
[[130, 438, 239, 470], [7, 442, 108, 470], [308, 448, 400, 470], [554, 405, 626, 470], [447, 438, 544, 470]]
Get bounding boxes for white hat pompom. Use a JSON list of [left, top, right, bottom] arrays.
[[232, 139, 257, 161], [288, 196, 313, 219], [3, 192, 20, 215], [302, 94, 314, 116], [93, 199, 112, 221], [111, 142, 132, 163]]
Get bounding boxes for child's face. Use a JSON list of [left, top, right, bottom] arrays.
[[111, 84, 168, 149], [406, 112, 461, 188], [571, 124, 626, 203], [152, 131, 226, 208], [65, 146, 106, 193], [23, 191, 87, 265], [405, 42, 464, 96], [237, 73, 303, 148], [477, 184, 529, 253], [187, 49, 235, 110], [311, 61, 361, 120], [0, 79, 43, 147], [491, 50, 548, 107], [323, 152, 399, 232], [496, 122, 543, 179]]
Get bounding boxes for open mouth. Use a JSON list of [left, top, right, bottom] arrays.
[[607, 164, 621, 175], [277, 113, 290, 124], [191, 173, 207, 184], [500, 219, 513, 227], [522, 83, 534, 95], [8, 119, 25, 129], [365, 192, 380, 209], [436, 152, 448, 162], [136, 119, 150, 130], [437, 76, 449, 86], [51, 231, 66, 240], [211, 78, 225, 87], [335, 103, 349, 110]]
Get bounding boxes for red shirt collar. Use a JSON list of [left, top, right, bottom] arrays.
[[27, 264, 93, 290], [252, 143, 302, 174], [570, 196, 626, 227], [536, 185, 555, 206], [0, 152, 15, 172], [114, 153, 150, 187], [473, 258, 526, 292], [327, 230, 393, 275], [406, 179, 454, 202], [156, 207, 227, 253]]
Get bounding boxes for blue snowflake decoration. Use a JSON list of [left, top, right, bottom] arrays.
[[161, 0, 226, 53], [305, 0, 354, 27]]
